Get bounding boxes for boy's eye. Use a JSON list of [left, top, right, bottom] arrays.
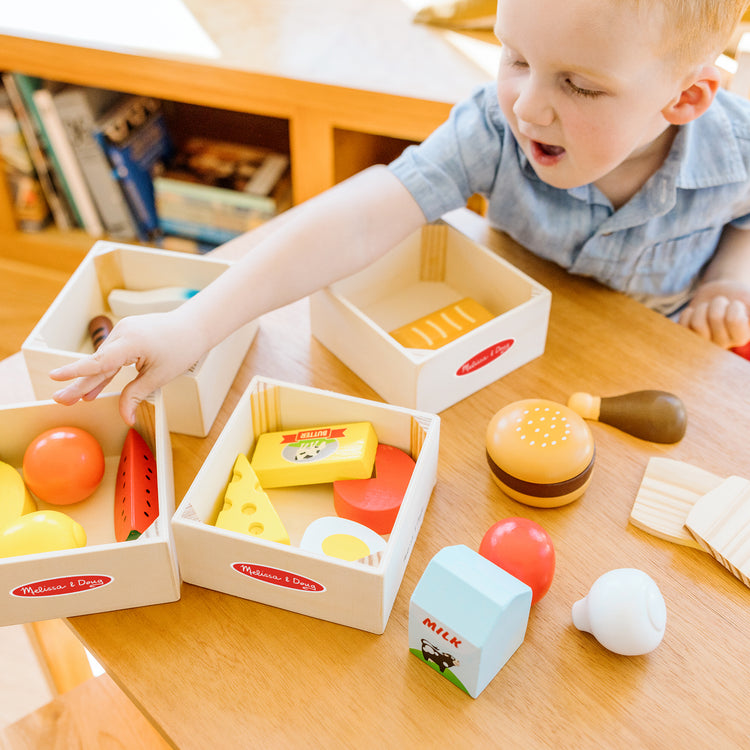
[[500, 46, 527, 69], [565, 78, 604, 98]]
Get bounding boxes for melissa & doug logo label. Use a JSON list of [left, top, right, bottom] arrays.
[[11, 574, 113, 598], [231, 562, 325, 592], [456, 339, 515, 376]]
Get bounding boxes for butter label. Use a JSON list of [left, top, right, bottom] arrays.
[[251, 422, 377, 488]]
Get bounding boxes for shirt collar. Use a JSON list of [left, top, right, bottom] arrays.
[[674, 89, 748, 188]]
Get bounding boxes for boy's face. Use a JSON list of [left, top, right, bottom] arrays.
[[495, 0, 687, 192]]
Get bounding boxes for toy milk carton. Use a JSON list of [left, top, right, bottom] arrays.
[[409, 545, 532, 698]]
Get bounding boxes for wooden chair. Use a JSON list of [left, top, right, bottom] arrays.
[[0, 672, 172, 749]]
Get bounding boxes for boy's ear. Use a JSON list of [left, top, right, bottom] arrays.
[[662, 64, 721, 125]]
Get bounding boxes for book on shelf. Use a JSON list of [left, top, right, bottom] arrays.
[[32, 83, 105, 237], [94, 95, 173, 240], [50, 85, 140, 239], [7, 73, 87, 229], [153, 136, 291, 244], [1, 72, 74, 230], [0, 83, 51, 231]]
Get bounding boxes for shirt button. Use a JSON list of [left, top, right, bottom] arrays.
[[601, 231, 612, 236]]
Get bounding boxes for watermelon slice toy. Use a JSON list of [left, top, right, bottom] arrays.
[[115, 428, 158, 542]]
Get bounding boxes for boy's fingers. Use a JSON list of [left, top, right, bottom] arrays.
[[679, 302, 711, 340], [49, 337, 136, 381], [119, 376, 159, 426], [120, 393, 141, 426], [81, 379, 115, 402], [52, 371, 116, 405], [707, 296, 731, 347], [49, 355, 109, 380], [725, 300, 750, 347]]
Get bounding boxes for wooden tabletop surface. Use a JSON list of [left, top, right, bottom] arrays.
[[59, 209, 750, 749]]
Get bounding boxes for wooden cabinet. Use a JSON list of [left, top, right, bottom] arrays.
[[0, 0, 492, 272]]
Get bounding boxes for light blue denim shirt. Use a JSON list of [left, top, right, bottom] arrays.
[[389, 84, 750, 313]]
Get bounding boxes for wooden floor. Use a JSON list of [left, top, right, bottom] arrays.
[[0, 254, 71, 360], [0, 672, 173, 749], [0, 626, 53, 730]]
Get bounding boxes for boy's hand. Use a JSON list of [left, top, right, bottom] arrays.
[[678, 280, 750, 348], [49, 311, 207, 425]]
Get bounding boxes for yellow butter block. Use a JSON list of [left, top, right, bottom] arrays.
[[390, 297, 494, 350], [250, 422, 377, 488], [216, 454, 290, 544]]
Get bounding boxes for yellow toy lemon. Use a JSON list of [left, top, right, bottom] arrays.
[[0, 460, 36, 529], [0, 510, 87, 558]]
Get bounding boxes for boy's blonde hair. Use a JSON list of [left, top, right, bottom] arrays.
[[636, 0, 750, 68]]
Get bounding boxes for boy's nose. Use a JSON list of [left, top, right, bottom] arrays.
[[513, 82, 554, 128]]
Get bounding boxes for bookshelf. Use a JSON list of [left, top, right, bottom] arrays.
[[0, 0, 493, 273]]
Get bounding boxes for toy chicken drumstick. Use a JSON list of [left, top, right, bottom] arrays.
[[566, 390, 687, 443]]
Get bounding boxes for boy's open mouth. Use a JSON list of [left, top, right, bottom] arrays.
[[530, 140, 566, 164], [537, 142, 564, 156]]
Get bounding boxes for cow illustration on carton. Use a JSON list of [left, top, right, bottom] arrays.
[[420, 638, 459, 673]]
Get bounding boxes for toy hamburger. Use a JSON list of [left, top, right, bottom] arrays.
[[486, 398, 595, 508]]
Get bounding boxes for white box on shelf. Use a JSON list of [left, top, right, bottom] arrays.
[[21, 241, 258, 437], [171, 376, 440, 634], [0, 392, 179, 626], [309, 221, 551, 413]]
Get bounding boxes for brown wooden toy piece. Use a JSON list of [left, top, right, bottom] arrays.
[[88, 315, 113, 351], [567, 390, 687, 443]]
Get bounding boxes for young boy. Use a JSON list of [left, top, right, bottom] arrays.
[[51, 0, 750, 425]]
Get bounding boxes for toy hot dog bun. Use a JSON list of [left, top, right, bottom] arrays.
[[486, 399, 595, 508], [250, 422, 378, 489], [390, 297, 494, 350]]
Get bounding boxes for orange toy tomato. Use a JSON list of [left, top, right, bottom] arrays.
[[23, 427, 105, 505], [479, 517, 555, 605]]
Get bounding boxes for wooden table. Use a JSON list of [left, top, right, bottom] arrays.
[[66, 210, 750, 749]]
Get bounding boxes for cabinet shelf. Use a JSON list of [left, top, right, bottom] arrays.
[[0, 2, 491, 267]]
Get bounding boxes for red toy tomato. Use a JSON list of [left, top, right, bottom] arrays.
[[479, 517, 555, 605], [23, 427, 105, 505]]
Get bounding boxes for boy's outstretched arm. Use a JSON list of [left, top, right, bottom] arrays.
[[49, 166, 426, 424], [678, 224, 750, 348]]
